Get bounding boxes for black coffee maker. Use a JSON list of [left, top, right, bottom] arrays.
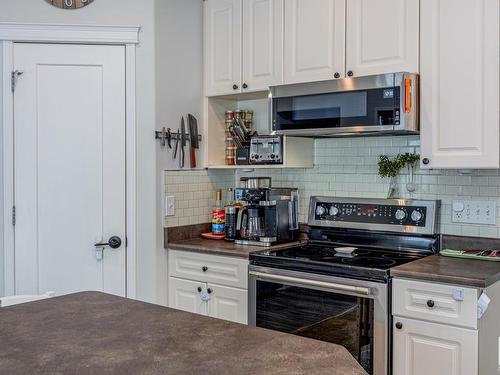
[[235, 187, 299, 246]]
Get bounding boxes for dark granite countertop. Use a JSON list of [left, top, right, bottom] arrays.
[[391, 254, 500, 288], [167, 237, 303, 259], [0, 292, 367, 375]]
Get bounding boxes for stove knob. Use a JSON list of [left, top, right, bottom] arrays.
[[395, 209, 406, 221], [316, 205, 326, 216], [329, 206, 339, 216], [411, 210, 423, 222]]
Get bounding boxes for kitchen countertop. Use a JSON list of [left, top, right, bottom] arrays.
[[167, 237, 303, 259], [391, 254, 500, 288], [0, 292, 367, 375]]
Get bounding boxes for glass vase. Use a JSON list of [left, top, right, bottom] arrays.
[[387, 176, 399, 199], [406, 164, 417, 193]]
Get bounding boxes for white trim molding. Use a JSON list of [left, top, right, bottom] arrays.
[[0, 23, 140, 44], [1, 41, 14, 297], [1, 23, 139, 299]]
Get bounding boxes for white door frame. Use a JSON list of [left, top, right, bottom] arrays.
[[0, 23, 140, 299]]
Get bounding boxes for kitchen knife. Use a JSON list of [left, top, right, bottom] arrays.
[[173, 129, 180, 160], [180, 117, 186, 168], [188, 114, 199, 168]]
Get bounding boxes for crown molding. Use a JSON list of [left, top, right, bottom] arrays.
[[0, 23, 140, 44]]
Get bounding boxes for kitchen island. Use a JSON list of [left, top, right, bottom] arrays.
[[0, 292, 367, 375]]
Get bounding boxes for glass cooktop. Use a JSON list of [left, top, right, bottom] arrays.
[[250, 244, 426, 281]]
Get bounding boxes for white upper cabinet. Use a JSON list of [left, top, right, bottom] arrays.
[[205, 0, 242, 96], [284, 0, 346, 84], [346, 0, 419, 77], [420, 0, 500, 169], [242, 0, 284, 92]]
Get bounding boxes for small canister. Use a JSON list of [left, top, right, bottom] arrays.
[[225, 110, 234, 121]]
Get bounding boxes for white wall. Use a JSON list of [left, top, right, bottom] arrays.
[[154, 0, 204, 305], [0, 0, 159, 302]]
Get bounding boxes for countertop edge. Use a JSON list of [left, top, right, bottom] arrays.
[[390, 269, 488, 288]]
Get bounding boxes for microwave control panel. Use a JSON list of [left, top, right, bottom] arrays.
[[314, 202, 427, 227]]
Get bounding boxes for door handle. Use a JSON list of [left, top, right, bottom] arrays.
[[94, 236, 122, 249]]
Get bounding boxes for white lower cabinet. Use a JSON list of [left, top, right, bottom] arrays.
[[207, 283, 248, 324], [167, 250, 248, 324], [393, 317, 478, 375], [168, 277, 208, 316], [392, 278, 481, 375]]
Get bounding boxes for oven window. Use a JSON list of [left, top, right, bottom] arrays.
[[256, 280, 374, 374], [273, 87, 400, 131]]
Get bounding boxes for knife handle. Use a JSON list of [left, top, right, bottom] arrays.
[[190, 147, 196, 169]]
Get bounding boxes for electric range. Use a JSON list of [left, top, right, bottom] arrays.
[[248, 197, 440, 375]]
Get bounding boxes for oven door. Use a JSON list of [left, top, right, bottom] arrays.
[[249, 265, 388, 375], [270, 72, 417, 136]]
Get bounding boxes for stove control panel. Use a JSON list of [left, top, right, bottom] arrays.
[[313, 202, 427, 227]]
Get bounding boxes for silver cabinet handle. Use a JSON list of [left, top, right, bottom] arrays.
[[249, 271, 372, 296]]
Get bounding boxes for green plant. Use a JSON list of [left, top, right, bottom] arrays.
[[378, 153, 420, 178]]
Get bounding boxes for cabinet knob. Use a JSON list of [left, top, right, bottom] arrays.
[[422, 158, 430, 165], [334, 72, 340, 79], [395, 322, 403, 330], [242, 83, 248, 89], [232, 84, 239, 90], [207, 288, 213, 294], [427, 300, 435, 308], [202, 266, 208, 272], [197, 287, 202, 293], [347, 70, 354, 77]]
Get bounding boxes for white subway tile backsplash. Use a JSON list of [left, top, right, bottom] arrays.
[[165, 136, 500, 237]]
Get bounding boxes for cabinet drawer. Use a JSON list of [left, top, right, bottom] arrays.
[[392, 278, 478, 329], [168, 250, 248, 289]]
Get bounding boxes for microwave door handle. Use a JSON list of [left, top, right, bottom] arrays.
[[249, 271, 372, 297]]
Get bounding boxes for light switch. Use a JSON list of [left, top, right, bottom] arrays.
[[165, 196, 175, 217]]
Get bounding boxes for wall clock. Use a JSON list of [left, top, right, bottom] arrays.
[[45, 0, 94, 9]]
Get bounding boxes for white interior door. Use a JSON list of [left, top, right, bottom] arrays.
[[13, 43, 126, 296]]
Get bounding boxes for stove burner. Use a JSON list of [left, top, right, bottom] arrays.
[[281, 247, 337, 260], [341, 256, 396, 268]]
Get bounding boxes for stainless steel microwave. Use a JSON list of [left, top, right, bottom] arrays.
[[270, 72, 418, 137]]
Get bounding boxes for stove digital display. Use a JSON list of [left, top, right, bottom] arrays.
[[358, 205, 378, 216]]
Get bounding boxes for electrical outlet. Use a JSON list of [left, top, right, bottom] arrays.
[[452, 200, 496, 225], [165, 196, 175, 217]]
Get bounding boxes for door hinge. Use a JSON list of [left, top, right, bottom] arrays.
[[12, 206, 16, 226], [11, 70, 23, 93]]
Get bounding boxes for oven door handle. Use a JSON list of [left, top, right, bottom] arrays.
[[249, 271, 373, 296]]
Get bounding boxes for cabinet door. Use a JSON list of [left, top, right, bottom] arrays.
[[420, 0, 500, 169], [284, 0, 345, 84], [205, 0, 242, 96], [242, 0, 283, 92], [207, 283, 248, 324], [168, 277, 207, 316], [346, 0, 419, 77], [393, 317, 478, 375]]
